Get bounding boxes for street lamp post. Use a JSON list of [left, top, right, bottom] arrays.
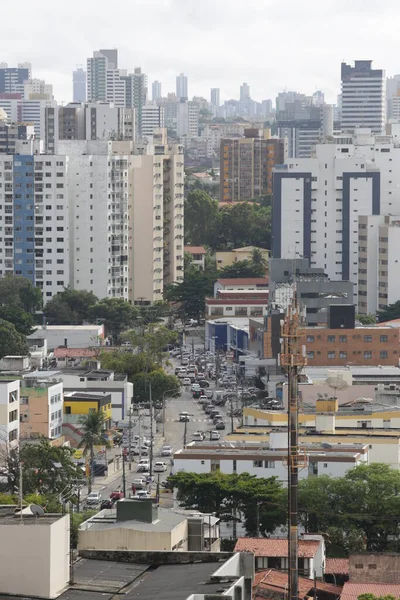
[[161, 387, 181, 437]]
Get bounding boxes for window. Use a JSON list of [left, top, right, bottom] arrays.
[[307, 351, 314, 359], [327, 335, 335, 343], [264, 461, 275, 468], [380, 351, 388, 359], [364, 335, 372, 342], [339, 351, 347, 359], [306, 335, 314, 343], [253, 460, 263, 468], [328, 351, 335, 359], [364, 351, 372, 359], [380, 335, 388, 342], [323, 463, 328, 468], [339, 335, 347, 343]]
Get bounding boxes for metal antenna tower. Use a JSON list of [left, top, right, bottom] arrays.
[[280, 291, 307, 600]]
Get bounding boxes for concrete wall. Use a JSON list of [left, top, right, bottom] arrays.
[[349, 553, 400, 584], [78, 525, 173, 551], [32, 325, 104, 350], [0, 515, 69, 598]]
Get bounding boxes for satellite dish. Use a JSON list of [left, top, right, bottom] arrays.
[[30, 504, 45, 516], [326, 376, 348, 398], [321, 443, 332, 449]]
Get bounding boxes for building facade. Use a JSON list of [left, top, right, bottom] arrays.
[[176, 100, 198, 139], [221, 131, 285, 201], [341, 60, 385, 134], [73, 67, 86, 102], [20, 371, 63, 439], [0, 63, 30, 94], [86, 49, 125, 107], [141, 103, 165, 138], [0, 379, 20, 448], [151, 80, 162, 102], [176, 73, 188, 100]]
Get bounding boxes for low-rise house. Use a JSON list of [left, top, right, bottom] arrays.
[[63, 391, 112, 429], [173, 436, 368, 484], [216, 247, 270, 272], [252, 569, 342, 600], [206, 290, 268, 320], [235, 535, 325, 577], [78, 499, 220, 552], [341, 583, 400, 600], [28, 324, 104, 352], [184, 245, 207, 270], [324, 558, 349, 586], [214, 277, 268, 296]]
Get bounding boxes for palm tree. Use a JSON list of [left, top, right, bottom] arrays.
[[250, 248, 268, 275], [78, 411, 111, 492]]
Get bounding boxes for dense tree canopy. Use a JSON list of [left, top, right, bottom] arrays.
[[164, 267, 215, 322], [88, 298, 138, 344], [184, 191, 271, 250], [44, 288, 98, 325], [0, 275, 42, 335], [168, 471, 286, 536], [377, 301, 400, 323], [0, 319, 29, 359]]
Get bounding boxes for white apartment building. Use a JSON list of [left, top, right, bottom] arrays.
[[341, 60, 385, 134], [201, 122, 246, 157], [20, 371, 63, 439], [0, 153, 69, 300], [57, 102, 135, 144], [177, 100, 198, 139], [272, 128, 400, 303], [0, 380, 20, 448], [0, 97, 58, 144], [24, 78, 53, 100], [129, 129, 184, 303], [358, 215, 400, 314], [87, 49, 125, 108], [176, 73, 188, 99], [141, 103, 165, 138], [58, 139, 130, 300]]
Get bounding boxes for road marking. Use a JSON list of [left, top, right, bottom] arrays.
[[165, 418, 212, 423]]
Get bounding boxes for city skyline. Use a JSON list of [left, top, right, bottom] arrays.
[[4, 0, 400, 105]]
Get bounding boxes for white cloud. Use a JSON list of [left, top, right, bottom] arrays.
[[2, 0, 399, 104]]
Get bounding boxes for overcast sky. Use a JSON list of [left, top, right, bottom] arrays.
[[2, 0, 400, 105]]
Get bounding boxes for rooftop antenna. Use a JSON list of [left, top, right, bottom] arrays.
[[326, 376, 348, 399]]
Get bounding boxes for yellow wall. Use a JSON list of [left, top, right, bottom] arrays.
[[64, 399, 112, 422], [215, 248, 270, 270]]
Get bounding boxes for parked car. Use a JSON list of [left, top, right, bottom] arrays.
[[93, 463, 107, 476], [131, 478, 147, 490], [132, 490, 151, 499], [100, 500, 113, 509], [130, 446, 149, 456], [110, 490, 124, 501], [161, 446, 173, 457], [137, 464, 150, 473], [192, 431, 205, 441], [85, 491, 102, 506], [153, 461, 167, 473], [210, 430, 220, 440], [215, 421, 226, 430], [179, 412, 190, 422]]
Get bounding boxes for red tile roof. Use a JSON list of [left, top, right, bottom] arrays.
[[234, 537, 320, 558], [253, 570, 342, 600], [184, 246, 207, 254], [325, 558, 349, 575], [341, 582, 400, 600], [54, 347, 113, 358], [216, 277, 269, 285]]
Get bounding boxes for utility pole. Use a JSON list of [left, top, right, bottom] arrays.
[[149, 382, 153, 478], [230, 394, 234, 433], [19, 462, 23, 525], [183, 419, 187, 448], [280, 293, 306, 600], [128, 405, 133, 470], [122, 447, 127, 497], [138, 413, 142, 460]]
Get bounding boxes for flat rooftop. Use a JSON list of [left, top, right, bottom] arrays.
[[81, 507, 186, 533], [0, 506, 64, 525]]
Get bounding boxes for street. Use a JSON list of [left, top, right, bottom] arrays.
[[86, 350, 239, 507]]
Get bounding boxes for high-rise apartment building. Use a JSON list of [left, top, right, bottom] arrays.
[[86, 49, 125, 107], [277, 104, 334, 158], [0, 110, 35, 154], [57, 102, 135, 144], [220, 130, 285, 202], [176, 73, 188, 100], [24, 79, 53, 100], [272, 128, 400, 308], [176, 100, 198, 139], [240, 83, 250, 101], [341, 60, 385, 134], [152, 80, 162, 101], [211, 88, 220, 107], [73, 67, 86, 102], [129, 129, 184, 303], [156, 94, 178, 129], [122, 67, 147, 136], [141, 103, 164, 138], [0, 63, 31, 95]]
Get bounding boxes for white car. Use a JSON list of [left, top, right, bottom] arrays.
[[191, 383, 200, 392], [192, 431, 205, 441], [133, 490, 151, 499], [85, 491, 102, 505], [131, 477, 147, 489], [210, 430, 220, 441], [198, 395, 208, 404], [161, 445, 172, 457], [179, 412, 190, 422], [138, 458, 150, 466], [183, 377, 191, 386], [153, 461, 167, 473]]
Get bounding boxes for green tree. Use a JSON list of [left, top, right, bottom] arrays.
[[0, 319, 29, 359], [357, 313, 377, 325], [250, 248, 269, 274], [184, 190, 219, 246], [377, 301, 400, 323], [168, 472, 285, 536], [124, 326, 178, 365], [164, 268, 215, 322], [0, 305, 35, 336], [4, 441, 83, 497], [132, 370, 180, 404], [215, 203, 271, 250], [0, 274, 42, 314], [78, 411, 111, 493], [99, 351, 156, 378], [44, 288, 98, 325], [88, 298, 138, 344], [219, 259, 264, 278]]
